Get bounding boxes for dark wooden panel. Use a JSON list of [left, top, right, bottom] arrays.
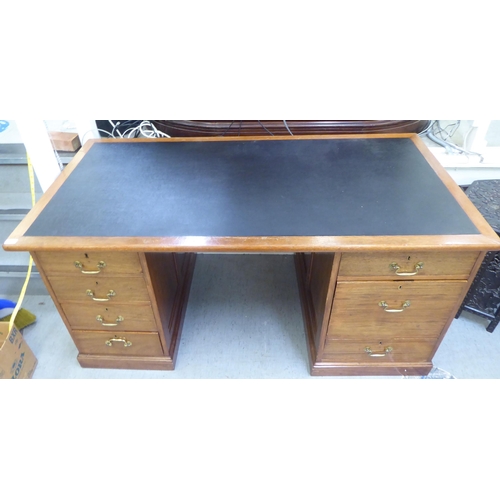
[[144, 252, 179, 350], [144, 252, 196, 360], [308, 253, 335, 348], [152, 120, 431, 137]]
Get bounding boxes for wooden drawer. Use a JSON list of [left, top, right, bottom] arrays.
[[338, 252, 478, 279], [72, 330, 164, 357], [327, 280, 467, 340], [36, 251, 143, 276], [48, 276, 150, 303], [61, 302, 157, 331], [323, 338, 436, 363]]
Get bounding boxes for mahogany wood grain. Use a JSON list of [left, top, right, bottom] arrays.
[[338, 251, 479, 280], [152, 120, 431, 137], [310, 362, 432, 377], [174, 253, 188, 280], [142, 252, 179, 355], [309, 253, 335, 346], [47, 275, 150, 303], [36, 251, 143, 276], [322, 338, 436, 363], [61, 302, 157, 332], [326, 280, 467, 340], [313, 253, 342, 361], [295, 253, 334, 349], [31, 251, 76, 336], [72, 330, 164, 357], [6, 234, 500, 253], [77, 354, 174, 370], [139, 252, 196, 363], [295, 252, 341, 368], [167, 253, 197, 365]]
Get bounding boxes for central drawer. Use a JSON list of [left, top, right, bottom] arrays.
[[327, 280, 467, 340], [61, 302, 157, 331]]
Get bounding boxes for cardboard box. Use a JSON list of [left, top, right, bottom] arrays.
[[48, 131, 81, 152], [0, 322, 37, 379]]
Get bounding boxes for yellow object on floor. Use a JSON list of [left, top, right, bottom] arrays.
[[1, 308, 37, 331]]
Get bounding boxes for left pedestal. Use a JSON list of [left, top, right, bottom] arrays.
[[32, 251, 196, 370]]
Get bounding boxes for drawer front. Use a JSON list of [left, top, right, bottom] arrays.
[[72, 330, 164, 357], [323, 338, 436, 363], [36, 252, 143, 276], [328, 280, 467, 339], [338, 252, 478, 279], [61, 303, 157, 331], [48, 276, 150, 303]]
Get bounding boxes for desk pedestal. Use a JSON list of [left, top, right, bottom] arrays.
[[296, 251, 483, 376], [32, 251, 196, 371]]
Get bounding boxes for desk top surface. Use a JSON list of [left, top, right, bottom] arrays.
[[24, 137, 479, 237], [7, 135, 499, 252]]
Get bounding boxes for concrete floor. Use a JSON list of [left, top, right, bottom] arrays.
[[9, 254, 500, 379]]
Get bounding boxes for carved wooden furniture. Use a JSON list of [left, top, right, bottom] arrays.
[[455, 180, 500, 332], [4, 134, 499, 375], [152, 120, 431, 138]]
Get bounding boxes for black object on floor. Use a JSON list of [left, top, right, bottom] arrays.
[[456, 179, 500, 332]]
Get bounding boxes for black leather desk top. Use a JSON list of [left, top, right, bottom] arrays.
[[25, 138, 479, 238]]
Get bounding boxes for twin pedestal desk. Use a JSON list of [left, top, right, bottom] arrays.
[[4, 135, 500, 376]]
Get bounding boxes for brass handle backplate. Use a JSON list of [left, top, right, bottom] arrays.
[[390, 262, 423, 276], [379, 300, 411, 313], [86, 289, 116, 302], [365, 346, 393, 357], [75, 260, 106, 274], [96, 315, 124, 327], [105, 337, 132, 347]]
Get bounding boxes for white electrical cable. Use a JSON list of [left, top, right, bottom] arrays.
[[83, 121, 171, 140], [426, 120, 484, 162], [121, 121, 170, 139], [108, 120, 123, 138], [283, 120, 293, 136]]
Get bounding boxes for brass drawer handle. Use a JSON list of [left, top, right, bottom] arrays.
[[105, 337, 132, 347], [96, 315, 124, 327], [379, 300, 411, 313], [365, 346, 393, 357], [86, 289, 116, 302], [75, 260, 106, 274], [390, 262, 423, 276]]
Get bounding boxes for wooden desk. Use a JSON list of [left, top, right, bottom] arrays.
[[4, 134, 500, 376]]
